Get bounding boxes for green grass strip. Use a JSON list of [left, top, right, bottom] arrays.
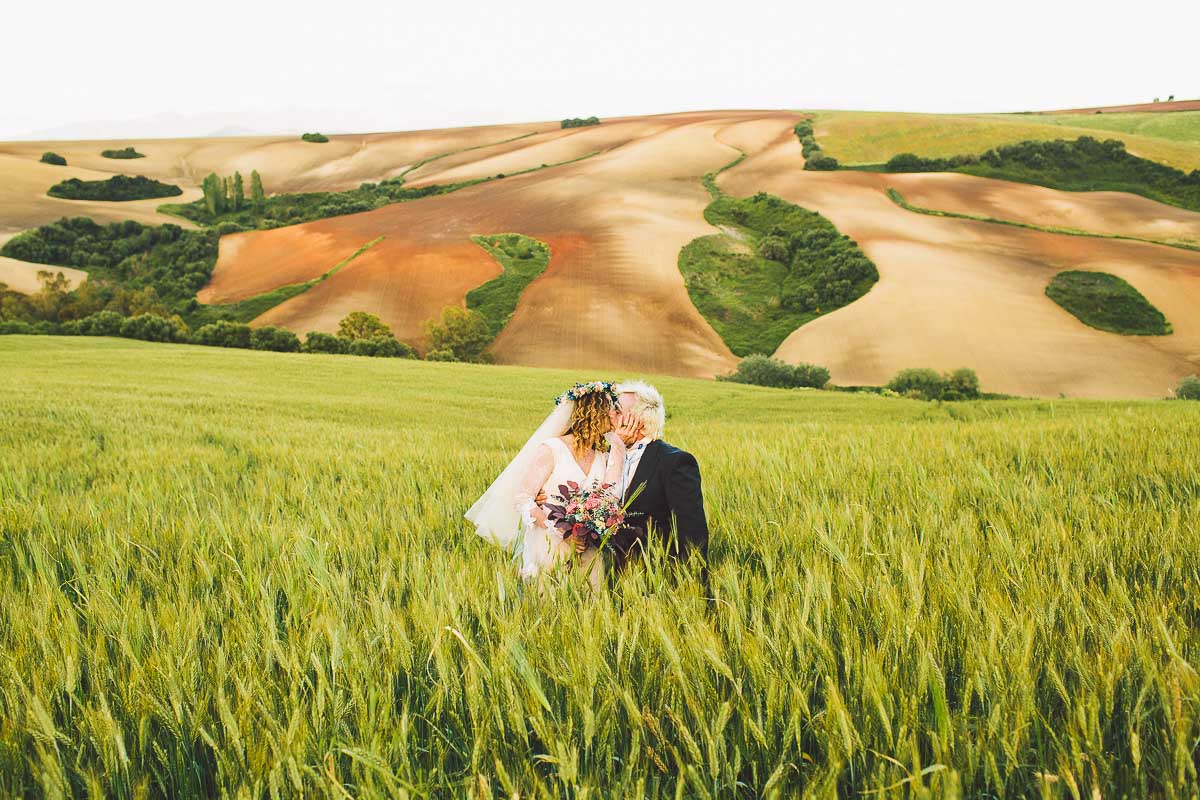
[[394, 132, 539, 183], [886, 187, 1200, 252], [465, 233, 552, 337], [701, 149, 748, 200]]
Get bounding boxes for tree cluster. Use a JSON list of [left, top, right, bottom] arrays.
[[100, 147, 145, 159], [201, 171, 258, 216], [718, 354, 830, 389], [1, 217, 221, 315], [47, 175, 183, 201], [884, 137, 1200, 211], [561, 117, 600, 129], [40, 152, 66, 166], [793, 120, 839, 171], [1175, 376, 1200, 400], [886, 367, 981, 401]]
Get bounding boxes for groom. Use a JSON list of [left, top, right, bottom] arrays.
[[607, 381, 710, 592]]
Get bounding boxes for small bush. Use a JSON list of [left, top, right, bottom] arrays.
[[944, 368, 981, 400], [425, 306, 492, 363], [120, 313, 186, 343], [718, 354, 830, 389], [250, 325, 301, 353], [194, 320, 252, 348], [337, 311, 393, 341], [301, 133, 330, 143], [887, 368, 946, 400], [425, 348, 458, 362], [804, 154, 840, 171], [348, 336, 416, 358], [101, 147, 145, 159], [1175, 376, 1200, 400], [40, 152, 67, 166], [78, 310, 125, 337], [887, 367, 982, 401], [0, 321, 34, 335], [302, 331, 349, 354]]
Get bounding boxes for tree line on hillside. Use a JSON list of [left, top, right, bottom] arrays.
[[171, 171, 474, 230], [0, 265, 496, 364], [793, 121, 839, 171], [884, 136, 1200, 212]]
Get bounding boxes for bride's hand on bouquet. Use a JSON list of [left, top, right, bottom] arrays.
[[571, 534, 588, 554]]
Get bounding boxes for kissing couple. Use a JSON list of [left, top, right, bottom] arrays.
[[466, 381, 708, 591]]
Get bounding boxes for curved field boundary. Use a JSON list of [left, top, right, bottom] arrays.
[[392, 132, 540, 184], [204, 236, 385, 323], [885, 187, 1200, 253], [465, 233, 552, 338], [679, 140, 879, 356]]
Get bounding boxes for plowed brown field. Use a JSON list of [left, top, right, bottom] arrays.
[[207, 112, 802, 377]]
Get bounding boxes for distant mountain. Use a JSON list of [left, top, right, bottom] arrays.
[[1, 108, 403, 142]]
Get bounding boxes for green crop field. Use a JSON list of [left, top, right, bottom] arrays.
[[811, 110, 1200, 171], [2, 337, 1199, 798]]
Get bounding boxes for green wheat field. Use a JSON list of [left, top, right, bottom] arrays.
[[2, 336, 1198, 798]]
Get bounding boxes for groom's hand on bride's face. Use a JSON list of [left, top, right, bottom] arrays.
[[614, 412, 644, 446]]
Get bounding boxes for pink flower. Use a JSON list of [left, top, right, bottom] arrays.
[[567, 502, 579, 513], [585, 496, 601, 511]]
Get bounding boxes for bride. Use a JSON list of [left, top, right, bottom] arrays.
[[466, 381, 627, 587]]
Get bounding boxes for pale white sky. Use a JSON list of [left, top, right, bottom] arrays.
[[2, 0, 1196, 139]]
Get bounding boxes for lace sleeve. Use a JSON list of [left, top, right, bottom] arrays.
[[514, 443, 555, 528], [603, 433, 627, 495]]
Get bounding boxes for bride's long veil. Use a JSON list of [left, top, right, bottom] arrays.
[[465, 400, 573, 548]]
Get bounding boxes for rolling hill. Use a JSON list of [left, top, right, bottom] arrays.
[[2, 106, 1199, 398]]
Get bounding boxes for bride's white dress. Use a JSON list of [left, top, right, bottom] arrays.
[[515, 433, 626, 584]]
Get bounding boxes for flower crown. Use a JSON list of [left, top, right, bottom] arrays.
[[555, 381, 619, 406]]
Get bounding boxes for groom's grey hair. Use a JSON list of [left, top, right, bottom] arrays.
[[616, 381, 666, 441]]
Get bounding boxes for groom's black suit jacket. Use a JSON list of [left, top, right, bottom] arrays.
[[612, 439, 709, 588]]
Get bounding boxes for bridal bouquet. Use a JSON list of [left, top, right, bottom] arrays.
[[544, 480, 629, 550]]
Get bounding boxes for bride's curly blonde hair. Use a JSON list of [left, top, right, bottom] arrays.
[[565, 392, 614, 456]]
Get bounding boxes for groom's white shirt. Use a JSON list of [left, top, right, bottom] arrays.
[[621, 437, 653, 499]]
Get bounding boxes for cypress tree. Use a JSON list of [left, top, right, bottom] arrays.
[[233, 172, 244, 211], [202, 173, 221, 216], [250, 170, 265, 214]]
